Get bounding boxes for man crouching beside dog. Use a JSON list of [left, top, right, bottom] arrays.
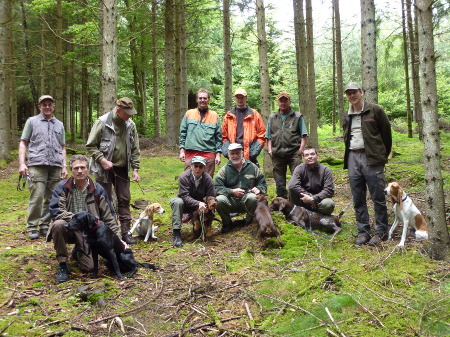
[[215, 143, 267, 233], [170, 156, 216, 247], [288, 146, 335, 215], [47, 154, 120, 283]]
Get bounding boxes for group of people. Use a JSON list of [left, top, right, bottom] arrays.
[[18, 81, 392, 282]]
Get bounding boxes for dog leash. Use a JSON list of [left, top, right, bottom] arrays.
[[17, 174, 33, 191], [199, 212, 206, 241], [110, 169, 146, 195]]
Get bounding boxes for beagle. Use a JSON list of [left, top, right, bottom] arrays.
[[129, 203, 165, 242], [384, 182, 428, 246]]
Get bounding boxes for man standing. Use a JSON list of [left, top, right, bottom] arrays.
[[215, 143, 267, 233], [222, 88, 266, 166], [170, 156, 216, 247], [288, 146, 335, 215], [266, 92, 308, 198], [179, 89, 222, 177], [48, 155, 119, 283], [86, 97, 140, 245], [343, 82, 392, 246], [19, 95, 67, 239]]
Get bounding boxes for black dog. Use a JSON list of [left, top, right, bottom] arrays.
[[269, 197, 342, 238], [65, 212, 156, 280]]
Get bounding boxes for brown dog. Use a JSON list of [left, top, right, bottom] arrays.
[[254, 195, 284, 246], [269, 197, 342, 238], [192, 196, 217, 239]]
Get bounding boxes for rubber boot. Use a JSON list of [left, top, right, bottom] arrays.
[[173, 229, 182, 247]]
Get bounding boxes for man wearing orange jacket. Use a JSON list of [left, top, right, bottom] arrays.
[[222, 88, 266, 166]]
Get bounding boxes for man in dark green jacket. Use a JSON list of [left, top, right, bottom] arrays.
[[343, 82, 392, 247], [215, 143, 267, 233]]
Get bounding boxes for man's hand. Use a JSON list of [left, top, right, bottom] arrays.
[[179, 149, 186, 162], [249, 187, 260, 195], [300, 194, 317, 209], [132, 170, 140, 182], [198, 202, 207, 213], [215, 153, 221, 165], [232, 188, 246, 198], [100, 158, 114, 170], [19, 163, 28, 176], [61, 167, 68, 179]]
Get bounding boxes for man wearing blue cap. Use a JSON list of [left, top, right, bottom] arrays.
[[170, 156, 216, 247], [215, 143, 267, 233]]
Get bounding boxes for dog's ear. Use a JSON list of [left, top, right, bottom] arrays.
[[397, 184, 403, 210], [279, 198, 286, 211]]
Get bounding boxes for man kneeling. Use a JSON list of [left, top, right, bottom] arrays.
[[288, 146, 335, 215], [215, 143, 267, 233], [47, 155, 120, 283]]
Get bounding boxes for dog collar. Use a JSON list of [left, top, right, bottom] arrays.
[[288, 205, 297, 216], [88, 219, 101, 232], [402, 195, 408, 202]]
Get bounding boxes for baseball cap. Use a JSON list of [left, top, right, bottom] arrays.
[[344, 82, 362, 92], [228, 143, 243, 151], [116, 97, 137, 116], [191, 156, 206, 166], [38, 95, 54, 104], [277, 92, 290, 100], [234, 88, 247, 97]]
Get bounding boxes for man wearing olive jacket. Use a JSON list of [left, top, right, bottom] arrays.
[[343, 82, 392, 247], [215, 143, 267, 233]]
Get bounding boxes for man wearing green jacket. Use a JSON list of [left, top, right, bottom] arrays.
[[343, 82, 392, 247], [215, 143, 267, 233]]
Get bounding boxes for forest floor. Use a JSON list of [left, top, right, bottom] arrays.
[[0, 125, 449, 337]]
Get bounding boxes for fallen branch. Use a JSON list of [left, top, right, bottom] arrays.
[[345, 293, 384, 327], [162, 315, 246, 337], [325, 307, 346, 337], [0, 319, 14, 335]]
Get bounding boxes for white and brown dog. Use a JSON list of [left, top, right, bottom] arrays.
[[129, 203, 165, 242], [384, 182, 428, 246]]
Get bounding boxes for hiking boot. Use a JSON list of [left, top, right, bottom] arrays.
[[368, 234, 387, 247], [71, 247, 78, 261], [39, 227, 48, 237], [245, 215, 253, 226], [355, 235, 370, 246], [27, 230, 39, 240], [221, 223, 232, 234], [173, 229, 182, 247], [56, 263, 69, 283], [229, 213, 239, 218], [182, 213, 193, 223], [122, 233, 137, 245]]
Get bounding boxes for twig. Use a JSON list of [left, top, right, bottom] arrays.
[[247, 290, 329, 327], [345, 293, 385, 327], [34, 319, 69, 329], [163, 315, 246, 337], [0, 319, 14, 334], [244, 302, 255, 328], [0, 290, 16, 308], [325, 307, 346, 337], [88, 276, 164, 325], [326, 328, 340, 336]]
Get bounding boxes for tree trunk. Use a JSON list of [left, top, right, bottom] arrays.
[[223, 0, 233, 112], [333, 0, 344, 131], [255, 0, 271, 176], [360, 0, 378, 103], [407, 0, 422, 138], [401, 0, 413, 138], [164, 0, 176, 146], [151, 0, 160, 137], [178, 0, 187, 127], [293, 0, 309, 122], [416, 0, 449, 260], [19, 1, 38, 113], [305, 0, 317, 148], [80, 61, 88, 140], [54, 0, 63, 121], [0, 0, 12, 161], [100, 0, 118, 115]]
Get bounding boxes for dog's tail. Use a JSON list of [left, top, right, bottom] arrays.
[[338, 200, 352, 219], [137, 262, 157, 270]]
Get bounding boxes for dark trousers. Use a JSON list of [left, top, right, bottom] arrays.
[[98, 166, 131, 234], [272, 153, 301, 197], [348, 151, 388, 237]]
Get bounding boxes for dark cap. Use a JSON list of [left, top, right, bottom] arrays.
[[116, 97, 137, 116], [38, 95, 54, 104]]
